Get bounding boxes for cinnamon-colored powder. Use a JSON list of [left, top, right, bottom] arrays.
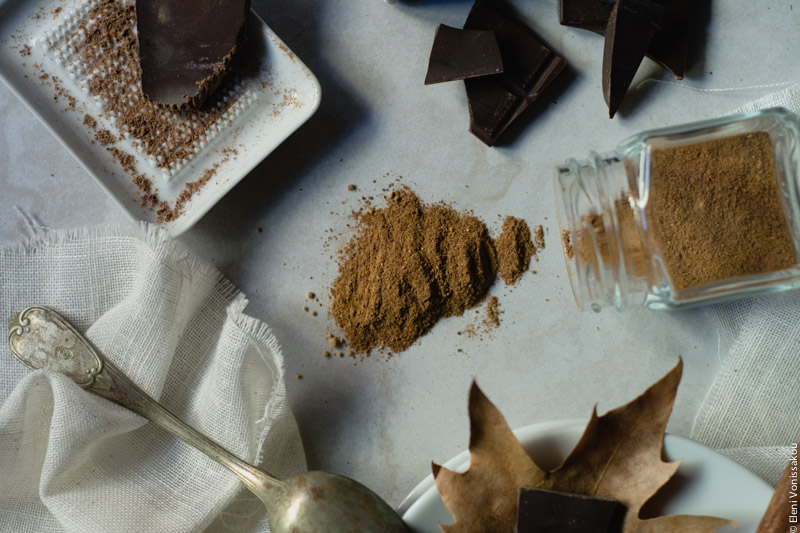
[[495, 216, 536, 285], [578, 198, 650, 280], [646, 132, 796, 290], [94, 129, 116, 146], [561, 229, 574, 260], [331, 188, 499, 353]]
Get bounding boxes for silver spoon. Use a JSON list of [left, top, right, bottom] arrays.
[[8, 306, 408, 533]]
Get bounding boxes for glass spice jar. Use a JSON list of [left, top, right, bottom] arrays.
[[554, 107, 800, 312]]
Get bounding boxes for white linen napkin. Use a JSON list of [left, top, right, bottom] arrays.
[[0, 223, 306, 532], [690, 86, 800, 486]]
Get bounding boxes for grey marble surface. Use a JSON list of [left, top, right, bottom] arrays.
[[2, 0, 800, 514]]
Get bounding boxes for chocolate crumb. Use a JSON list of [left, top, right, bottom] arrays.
[[94, 129, 116, 146], [107, 147, 136, 173], [83, 115, 97, 129]]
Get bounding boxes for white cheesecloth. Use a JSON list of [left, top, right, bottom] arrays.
[[0, 223, 306, 532], [690, 86, 800, 485]]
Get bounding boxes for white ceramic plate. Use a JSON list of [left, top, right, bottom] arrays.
[[399, 420, 773, 533], [0, 0, 320, 235]]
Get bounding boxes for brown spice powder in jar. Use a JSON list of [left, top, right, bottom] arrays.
[[645, 132, 797, 291], [576, 197, 651, 282]]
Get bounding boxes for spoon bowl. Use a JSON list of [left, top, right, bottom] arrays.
[[8, 306, 408, 533]]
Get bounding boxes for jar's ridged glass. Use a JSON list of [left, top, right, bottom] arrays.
[[555, 108, 800, 312]]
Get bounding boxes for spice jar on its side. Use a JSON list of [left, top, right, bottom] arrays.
[[555, 108, 800, 312]]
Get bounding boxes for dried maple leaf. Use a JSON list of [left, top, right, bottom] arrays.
[[432, 383, 546, 532], [432, 359, 734, 532]]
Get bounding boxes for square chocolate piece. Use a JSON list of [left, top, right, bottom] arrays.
[[516, 487, 626, 533], [463, 0, 567, 146], [425, 24, 503, 85]]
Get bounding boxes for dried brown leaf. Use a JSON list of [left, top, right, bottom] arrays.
[[432, 359, 734, 532], [433, 383, 544, 532]]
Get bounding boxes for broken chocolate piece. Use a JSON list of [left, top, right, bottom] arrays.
[[647, 0, 692, 79], [425, 25, 503, 85], [602, 0, 664, 118], [559, 0, 614, 33], [559, 0, 691, 79], [135, 0, 251, 108], [463, 0, 567, 146], [516, 487, 626, 533]]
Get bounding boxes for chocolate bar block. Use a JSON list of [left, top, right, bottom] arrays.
[[463, 0, 567, 146], [135, 0, 251, 108], [516, 487, 626, 533]]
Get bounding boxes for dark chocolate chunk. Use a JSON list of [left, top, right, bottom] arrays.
[[647, 0, 692, 79], [464, 77, 519, 146], [424, 25, 504, 85], [516, 487, 626, 533], [463, 0, 567, 146], [559, 0, 691, 79], [559, 0, 614, 33], [135, 0, 251, 108], [602, 0, 664, 118]]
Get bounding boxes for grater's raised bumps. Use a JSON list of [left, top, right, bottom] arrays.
[[135, 0, 251, 108]]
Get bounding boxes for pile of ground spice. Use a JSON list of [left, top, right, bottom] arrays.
[[331, 187, 540, 354], [495, 216, 536, 284], [646, 132, 797, 290]]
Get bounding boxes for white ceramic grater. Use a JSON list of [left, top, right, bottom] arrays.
[[0, 0, 321, 235]]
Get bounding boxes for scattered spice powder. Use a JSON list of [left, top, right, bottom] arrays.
[[483, 296, 502, 329], [94, 129, 116, 146], [646, 132, 796, 290]]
